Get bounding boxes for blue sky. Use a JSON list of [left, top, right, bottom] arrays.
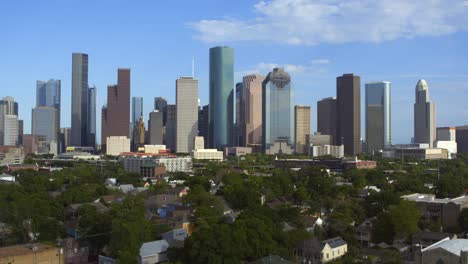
[[1, 0, 467, 144]]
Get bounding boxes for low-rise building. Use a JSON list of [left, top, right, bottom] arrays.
[[192, 149, 223, 161], [265, 138, 295, 155], [383, 144, 449, 160], [310, 145, 344, 158], [224, 147, 253, 157], [356, 218, 376, 248], [120, 154, 192, 173], [435, 141, 457, 159], [402, 193, 468, 230], [0, 146, 24, 165], [415, 238, 468, 264], [0, 243, 64, 264], [412, 231, 456, 249], [144, 145, 167, 154], [139, 240, 169, 264], [294, 237, 348, 263]]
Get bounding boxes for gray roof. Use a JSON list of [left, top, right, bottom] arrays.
[[119, 184, 135, 193], [140, 240, 169, 258], [323, 237, 347, 249], [422, 238, 468, 256]]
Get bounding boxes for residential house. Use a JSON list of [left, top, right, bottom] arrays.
[[411, 231, 456, 249], [356, 217, 376, 248], [139, 240, 169, 264], [161, 228, 187, 248], [294, 237, 348, 263]]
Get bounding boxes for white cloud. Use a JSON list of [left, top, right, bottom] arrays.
[[310, 59, 330, 65], [190, 0, 468, 45]]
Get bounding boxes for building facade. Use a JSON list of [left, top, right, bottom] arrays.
[[176, 77, 198, 153], [149, 111, 163, 145], [414, 79, 436, 147], [0, 97, 19, 146], [209, 46, 234, 149], [295, 105, 311, 154], [337, 74, 361, 156], [262, 68, 294, 153], [365, 81, 391, 153], [198, 105, 209, 148], [154, 97, 168, 126], [106, 136, 130, 156], [243, 74, 264, 149], [317, 97, 337, 145], [32, 106, 58, 154], [88, 85, 96, 148], [165, 104, 176, 152], [71, 53, 89, 147]]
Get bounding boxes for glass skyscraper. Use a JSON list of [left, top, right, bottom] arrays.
[[132, 97, 144, 126], [365, 81, 391, 153], [262, 68, 294, 150], [32, 106, 58, 153], [71, 53, 89, 147], [209, 46, 234, 149], [36, 79, 61, 146], [88, 86, 96, 147]]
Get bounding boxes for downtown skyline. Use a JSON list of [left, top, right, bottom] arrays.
[[1, 0, 467, 144]]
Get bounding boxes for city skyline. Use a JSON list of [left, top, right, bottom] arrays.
[[1, 0, 467, 144]]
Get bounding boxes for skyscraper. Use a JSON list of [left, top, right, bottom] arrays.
[[165, 104, 176, 151], [71, 53, 89, 147], [317, 97, 337, 145], [198, 105, 209, 148], [18, 120, 23, 145], [36, 79, 61, 151], [149, 111, 163, 145], [235, 82, 244, 146], [295, 105, 311, 154], [262, 68, 294, 152], [32, 106, 58, 154], [365, 81, 391, 153], [176, 77, 198, 153], [101, 69, 131, 150], [132, 97, 144, 126], [414, 79, 436, 147], [244, 74, 264, 149], [337, 74, 361, 156], [209, 46, 234, 149], [59, 127, 71, 153], [154, 97, 168, 126], [88, 85, 96, 148], [0, 97, 19, 146]]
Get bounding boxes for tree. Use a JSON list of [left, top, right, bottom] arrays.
[[372, 212, 395, 244], [389, 200, 420, 238]]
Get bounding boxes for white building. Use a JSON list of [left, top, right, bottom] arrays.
[[106, 136, 130, 156], [192, 149, 223, 161], [0, 146, 24, 165], [176, 77, 198, 153], [139, 240, 169, 264], [435, 141, 457, 159], [144, 145, 166, 154], [3, 115, 18, 146], [414, 80, 436, 147], [311, 145, 344, 158], [156, 156, 192, 172], [194, 136, 204, 151]]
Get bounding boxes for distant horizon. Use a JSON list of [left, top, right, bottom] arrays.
[[2, 0, 467, 144]]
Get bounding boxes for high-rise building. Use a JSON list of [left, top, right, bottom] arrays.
[[365, 81, 391, 153], [149, 111, 163, 145], [59, 127, 71, 153], [154, 97, 168, 126], [132, 117, 145, 149], [243, 74, 264, 149], [209, 46, 234, 149], [262, 68, 294, 153], [456, 126, 468, 153], [198, 105, 209, 148], [101, 69, 131, 150], [437, 127, 456, 142], [317, 97, 337, 145], [132, 97, 144, 127], [176, 77, 198, 153], [165, 104, 176, 151], [414, 79, 436, 147], [32, 106, 58, 154], [295, 105, 311, 154], [18, 120, 23, 145], [36, 79, 61, 151], [337, 74, 361, 156], [88, 85, 96, 148], [71, 53, 89, 147], [0, 97, 18, 146], [235, 82, 244, 146]]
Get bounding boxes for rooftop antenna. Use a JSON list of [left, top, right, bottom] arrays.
[[192, 57, 195, 78]]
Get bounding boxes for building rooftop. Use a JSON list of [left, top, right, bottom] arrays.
[[323, 237, 347, 249], [402, 193, 468, 205], [416, 79, 429, 91], [422, 238, 468, 256], [139, 240, 169, 258]]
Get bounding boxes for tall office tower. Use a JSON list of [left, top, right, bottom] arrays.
[[414, 79, 436, 147], [101, 69, 131, 150], [88, 85, 96, 148], [456, 126, 468, 153], [262, 68, 294, 151], [198, 105, 209, 148], [165, 104, 176, 151], [317, 97, 337, 145], [176, 77, 198, 153], [36, 79, 61, 151], [132, 116, 145, 149], [132, 97, 144, 127], [18, 120, 23, 145], [365, 81, 391, 153], [437, 127, 456, 141], [337, 74, 361, 156], [295, 105, 311, 154], [149, 111, 163, 145], [243, 74, 264, 148], [71, 53, 89, 147], [59, 127, 71, 153], [235, 82, 245, 146], [154, 97, 168, 126], [32, 106, 58, 154], [0, 97, 19, 146], [209, 46, 234, 149]]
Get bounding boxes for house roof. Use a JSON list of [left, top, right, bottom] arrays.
[[139, 240, 169, 258], [422, 238, 468, 256], [323, 237, 347, 249]]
